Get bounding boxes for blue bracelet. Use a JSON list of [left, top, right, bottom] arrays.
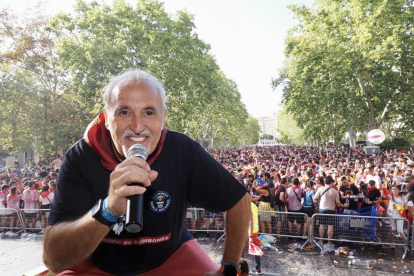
[[102, 197, 118, 223]]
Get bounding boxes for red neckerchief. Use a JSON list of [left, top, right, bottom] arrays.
[[7, 194, 15, 201], [41, 191, 51, 198], [29, 187, 36, 191], [83, 112, 167, 171], [366, 186, 376, 195]]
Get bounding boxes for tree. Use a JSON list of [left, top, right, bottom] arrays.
[[276, 106, 306, 145], [0, 4, 69, 156], [243, 115, 260, 145], [274, 0, 414, 146], [49, 0, 250, 147]]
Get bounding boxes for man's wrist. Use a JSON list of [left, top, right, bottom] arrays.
[[102, 197, 118, 223], [220, 260, 241, 276]]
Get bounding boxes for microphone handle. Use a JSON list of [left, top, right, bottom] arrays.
[[125, 183, 144, 233]]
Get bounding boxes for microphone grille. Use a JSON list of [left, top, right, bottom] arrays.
[[127, 144, 148, 160]]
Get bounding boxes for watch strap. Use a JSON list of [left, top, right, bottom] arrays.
[[102, 197, 118, 223], [92, 198, 116, 227], [220, 260, 241, 276]]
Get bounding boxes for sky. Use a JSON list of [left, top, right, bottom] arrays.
[[2, 0, 315, 118]]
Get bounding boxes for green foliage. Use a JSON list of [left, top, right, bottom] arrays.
[[0, 0, 252, 155], [274, 0, 414, 145], [243, 115, 260, 145], [276, 106, 306, 145], [381, 137, 412, 151], [260, 134, 274, 140]]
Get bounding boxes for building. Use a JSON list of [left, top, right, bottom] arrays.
[[257, 114, 280, 139]]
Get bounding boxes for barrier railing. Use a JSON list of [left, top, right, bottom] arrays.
[[310, 213, 410, 259], [411, 221, 414, 257], [184, 208, 312, 248], [0, 208, 25, 235], [256, 210, 311, 249], [21, 208, 50, 232], [184, 208, 226, 242]]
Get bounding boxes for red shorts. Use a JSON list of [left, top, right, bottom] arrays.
[[57, 239, 218, 276]]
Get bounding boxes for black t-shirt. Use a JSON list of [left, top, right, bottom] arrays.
[[362, 188, 381, 208], [339, 184, 360, 210], [274, 185, 286, 207], [49, 130, 247, 275], [266, 180, 275, 189]]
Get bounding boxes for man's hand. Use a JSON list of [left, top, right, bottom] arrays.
[[108, 156, 158, 216]]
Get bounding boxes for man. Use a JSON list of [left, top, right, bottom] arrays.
[[262, 172, 275, 195], [43, 70, 250, 276], [51, 156, 63, 172], [274, 178, 288, 235], [366, 163, 382, 189], [313, 176, 349, 251], [401, 175, 412, 193], [338, 176, 361, 210], [362, 180, 382, 208]]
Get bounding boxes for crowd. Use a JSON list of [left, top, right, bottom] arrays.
[[0, 156, 62, 236], [207, 145, 414, 245], [2, 145, 414, 247]]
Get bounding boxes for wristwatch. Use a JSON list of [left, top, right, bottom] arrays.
[[92, 198, 116, 228], [220, 260, 241, 276]]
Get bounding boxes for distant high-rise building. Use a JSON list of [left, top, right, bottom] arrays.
[[257, 113, 279, 139]]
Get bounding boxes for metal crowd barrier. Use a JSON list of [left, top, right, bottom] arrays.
[[256, 210, 311, 249], [0, 208, 25, 234], [310, 213, 410, 259], [411, 221, 414, 257], [0, 208, 50, 234], [184, 208, 312, 247], [21, 208, 50, 232], [184, 208, 226, 242]]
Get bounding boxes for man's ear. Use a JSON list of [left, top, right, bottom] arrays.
[[163, 111, 167, 128], [103, 108, 109, 130]]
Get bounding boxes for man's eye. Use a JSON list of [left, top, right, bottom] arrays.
[[120, 111, 129, 115], [145, 111, 154, 116]]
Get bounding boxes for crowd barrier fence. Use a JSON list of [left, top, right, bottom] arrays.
[[0, 208, 25, 234], [310, 213, 410, 259], [0, 208, 49, 234], [1, 206, 411, 259], [411, 222, 414, 257], [185, 208, 312, 247]]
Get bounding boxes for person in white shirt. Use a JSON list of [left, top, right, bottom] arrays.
[[365, 164, 381, 189], [313, 176, 348, 250]]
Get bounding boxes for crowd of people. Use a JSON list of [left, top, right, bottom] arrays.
[[0, 156, 62, 235], [2, 146, 414, 240], [208, 145, 414, 245]]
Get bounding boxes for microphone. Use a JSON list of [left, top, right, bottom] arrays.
[[125, 144, 149, 233]]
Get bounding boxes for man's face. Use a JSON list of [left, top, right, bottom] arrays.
[[104, 81, 166, 158]]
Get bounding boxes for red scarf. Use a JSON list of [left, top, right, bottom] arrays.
[[41, 191, 51, 198], [83, 112, 167, 171], [7, 194, 16, 201], [29, 187, 36, 191], [366, 186, 376, 195]]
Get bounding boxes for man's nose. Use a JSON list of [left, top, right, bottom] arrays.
[[130, 114, 145, 133]]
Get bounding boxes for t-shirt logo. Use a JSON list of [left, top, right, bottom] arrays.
[[149, 191, 171, 213]]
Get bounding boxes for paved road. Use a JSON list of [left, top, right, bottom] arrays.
[[1, 234, 413, 276]]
